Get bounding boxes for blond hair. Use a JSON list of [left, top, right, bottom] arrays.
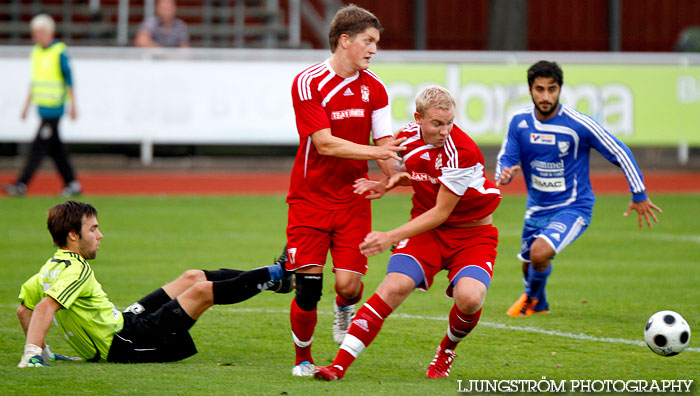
[[415, 86, 456, 116], [30, 13, 55, 33]]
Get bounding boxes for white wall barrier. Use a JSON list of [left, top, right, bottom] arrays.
[[1, 47, 699, 165]]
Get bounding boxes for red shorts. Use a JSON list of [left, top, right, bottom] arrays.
[[391, 225, 498, 297], [286, 201, 370, 274]]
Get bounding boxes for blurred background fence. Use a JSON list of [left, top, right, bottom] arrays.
[[2, 0, 700, 170]]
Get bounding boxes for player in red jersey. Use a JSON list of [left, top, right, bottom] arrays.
[[314, 86, 502, 380], [284, 5, 405, 377]]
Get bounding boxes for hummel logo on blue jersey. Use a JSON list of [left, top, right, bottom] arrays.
[[343, 88, 354, 96], [518, 120, 528, 128]]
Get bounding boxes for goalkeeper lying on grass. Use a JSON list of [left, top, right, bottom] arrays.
[[17, 200, 292, 367]]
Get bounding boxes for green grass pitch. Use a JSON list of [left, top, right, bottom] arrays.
[[0, 193, 698, 395]]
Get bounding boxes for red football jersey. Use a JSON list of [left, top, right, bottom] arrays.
[[287, 60, 393, 209], [397, 122, 501, 225]]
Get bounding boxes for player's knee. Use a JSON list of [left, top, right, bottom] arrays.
[[453, 279, 486, 314], [295, 273, 323, 311], [454, 291, 484, 314], [335, 279, 361, 299], [17, 303, 29, 319], [189, 281, 214, 306], [377, 274, 414, 301], [181, 269, 207, 285], [530, 244, 553, 270]]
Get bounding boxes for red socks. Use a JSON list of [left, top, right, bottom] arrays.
[[440, 306, 481, 351], [331, 293, 393, 375], [290, 298, 317, 365]]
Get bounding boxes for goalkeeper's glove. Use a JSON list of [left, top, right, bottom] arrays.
[[42, 344, 81, 362], [18, 344, 49, 368]]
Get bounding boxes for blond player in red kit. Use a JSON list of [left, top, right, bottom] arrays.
[[315, 86, 501, 380]]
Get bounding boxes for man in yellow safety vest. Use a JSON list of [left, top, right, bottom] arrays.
[[3, 13, 81, 197]]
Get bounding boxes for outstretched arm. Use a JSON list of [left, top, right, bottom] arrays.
[[25, 297, 61, 347], [360, 185, 460, 256], [310, 129, 406, 161], [374, 136, 404, 177], [354, 165, 410, 200], [624, 198, 662, 228]]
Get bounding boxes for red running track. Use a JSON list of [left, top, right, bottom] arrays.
[[1, 170, 699, 196]]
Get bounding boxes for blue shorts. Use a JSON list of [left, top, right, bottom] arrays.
[[518, 210, 588, 262]]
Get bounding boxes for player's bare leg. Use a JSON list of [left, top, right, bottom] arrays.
[[163, 270, 208, 298], [333, 270, 363, 344], [175, 280, 214, 320]]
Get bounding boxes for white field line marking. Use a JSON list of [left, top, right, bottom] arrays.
[[653, 233, 700, 244], [2, 304, 696, 353], [213, 307, 700, 353]]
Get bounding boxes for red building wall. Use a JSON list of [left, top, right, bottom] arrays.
[[296, 0, 700, 52]]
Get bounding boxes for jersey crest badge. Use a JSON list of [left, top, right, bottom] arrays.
[[518, 120, 528, 129], [558, 141, 570, 157], [420, 152, 431, 161], [343, 88, 354, 96], [435, 153, 443, 170], [361, 85, 370, 103]]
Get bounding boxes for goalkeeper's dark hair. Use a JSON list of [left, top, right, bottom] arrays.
[[527, 60, 563, 88], [47, 200, 98, 247]]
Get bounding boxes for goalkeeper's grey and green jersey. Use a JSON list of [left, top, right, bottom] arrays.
[[18, 249, 124, 361]]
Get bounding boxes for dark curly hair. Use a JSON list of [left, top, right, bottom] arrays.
[[47, 200, 98, 247], [527, 60, 563, 88]]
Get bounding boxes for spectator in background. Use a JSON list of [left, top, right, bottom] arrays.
[[3, 13, 81, 197], [134, 0, 190, 48]]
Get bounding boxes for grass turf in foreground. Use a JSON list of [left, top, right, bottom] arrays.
[[0, 194, 698, 395]]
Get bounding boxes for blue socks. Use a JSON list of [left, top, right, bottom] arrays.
[[526, 263, 552, 311]]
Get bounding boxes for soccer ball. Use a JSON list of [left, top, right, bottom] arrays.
[[644, 310, 691, 356]]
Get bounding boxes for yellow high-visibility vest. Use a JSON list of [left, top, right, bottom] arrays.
[[31, 42, 68, 108]]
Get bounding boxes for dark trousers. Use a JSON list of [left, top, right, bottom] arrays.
[[17, 117, 77, 186]]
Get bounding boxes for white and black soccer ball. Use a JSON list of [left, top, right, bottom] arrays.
[[644, 310, 691, 356]]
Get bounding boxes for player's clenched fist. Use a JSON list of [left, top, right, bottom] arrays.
[[496, 165, 521, 186], [359, 231, 395, 257]]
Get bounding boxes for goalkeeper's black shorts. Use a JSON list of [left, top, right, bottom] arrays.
[[107, 299, 197, 363]]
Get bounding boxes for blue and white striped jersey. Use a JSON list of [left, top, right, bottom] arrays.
[[495, 104, 647, 221]]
